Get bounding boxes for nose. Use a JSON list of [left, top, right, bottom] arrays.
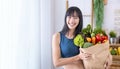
[[69, 17, 75, 23]]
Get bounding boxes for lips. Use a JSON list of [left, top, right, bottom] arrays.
[[68, 23, 76, 27]]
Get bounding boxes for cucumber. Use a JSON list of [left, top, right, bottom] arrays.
[[83, 42, 93, 48]]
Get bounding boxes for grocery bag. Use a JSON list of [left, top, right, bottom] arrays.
[[80, 41, 110, 69]]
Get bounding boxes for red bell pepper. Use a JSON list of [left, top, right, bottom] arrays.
[[95, 34, 102, 43]]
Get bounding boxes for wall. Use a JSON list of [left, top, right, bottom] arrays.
[[103, 0, 120, 36], [54, 0, 66, 32]]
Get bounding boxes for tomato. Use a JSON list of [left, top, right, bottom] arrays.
[[102, 39, 107, 43], [95, 34, 102, 43], [101, 35, 108, 42], [104, 36, 108, 40], [101, 35, 106, 41]]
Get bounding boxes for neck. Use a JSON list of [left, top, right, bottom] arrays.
[[66, 30, 75, 39]]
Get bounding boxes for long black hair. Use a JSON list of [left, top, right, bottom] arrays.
[[60, 6, 83, 37]]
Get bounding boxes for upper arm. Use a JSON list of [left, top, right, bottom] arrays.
[[52, 32, 61, 64]]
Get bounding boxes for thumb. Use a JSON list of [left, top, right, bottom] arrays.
[[80, 48, 84, 53]]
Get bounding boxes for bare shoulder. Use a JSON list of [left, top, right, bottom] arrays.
[[52, 32, 60, 44], [52, 32, 60, 39]]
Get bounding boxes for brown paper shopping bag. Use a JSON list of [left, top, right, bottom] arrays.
[[80, 41, 110, 69]]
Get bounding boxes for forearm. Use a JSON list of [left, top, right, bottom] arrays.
[[53, 55, 80, 67]]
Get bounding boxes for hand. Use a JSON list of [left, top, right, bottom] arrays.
[[79, 49, 91, 60], [104, 61, 110, 69], [104, 54, 112, 69]]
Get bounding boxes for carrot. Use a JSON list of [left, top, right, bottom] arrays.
[[92, 37, 96, 44]]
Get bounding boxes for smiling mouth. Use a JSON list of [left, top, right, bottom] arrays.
[[69, 23, 76, 26]]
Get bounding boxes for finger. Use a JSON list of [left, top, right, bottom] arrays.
[[85, 55, 90, 58], [84, 56, 90, 60], [80, 50, 84, 53], [84, 53, 91, 57], [85, 53, 92, 55]]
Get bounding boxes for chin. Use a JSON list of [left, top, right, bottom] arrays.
[[68, 27, 76, 30], [68, 25, 77, 29]]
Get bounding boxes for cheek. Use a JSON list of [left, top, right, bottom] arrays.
[[66, 18, 69, 24], [75, 20, 79, 27], [76, 19, 79, 24]]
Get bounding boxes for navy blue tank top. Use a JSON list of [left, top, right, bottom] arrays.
[[60, 32, 79, 58]]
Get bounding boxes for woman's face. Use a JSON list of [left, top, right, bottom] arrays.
[[66, 11, 79, 30]]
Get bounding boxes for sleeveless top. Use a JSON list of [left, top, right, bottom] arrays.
[[60, 32, 79, 58]]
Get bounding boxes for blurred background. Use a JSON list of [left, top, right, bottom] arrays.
[[0, 0, 120, 69]]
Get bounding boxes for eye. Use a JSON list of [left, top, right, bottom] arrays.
[[74, 17, 78, 19], [67, 16, 71, 19]]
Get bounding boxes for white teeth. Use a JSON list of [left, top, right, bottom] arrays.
[[69, 24, 75, 27], [69, 23, 75, 26]]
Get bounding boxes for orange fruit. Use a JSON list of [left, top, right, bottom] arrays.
[[86, 37, 91, 42]]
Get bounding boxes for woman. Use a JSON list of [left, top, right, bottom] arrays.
[[52, 6, 91, 69]]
